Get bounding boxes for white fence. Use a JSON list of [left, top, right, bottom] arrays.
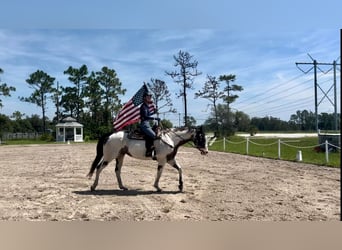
[[209, 137, 340, 164], [1, 132, 42, 140]]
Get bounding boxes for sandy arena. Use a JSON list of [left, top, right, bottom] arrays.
[[0, 143, 340, 221]]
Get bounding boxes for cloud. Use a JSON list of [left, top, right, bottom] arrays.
[[0, 29, 340, 124]]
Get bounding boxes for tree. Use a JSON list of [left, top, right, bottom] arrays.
[[10, 111, 26, 120], [81, 67, 126, 138], [195, 75, 224, 132], [0, 114, 13, 138], [218, 74, 243, 108], [251, 116, 291, 131], [166, 50, 201, 127], [83, 71, 103, 121], [26, 114, 45, 132], [146, 78, 176, 118], [185, 116, 197, 127], [234, 111, 250, 132], [81, 72, 103, 138], [64, 65, 88, 120], [95, 66, 126, 127], [290, 110, 339, 131], [211, 104, 236, 136], [218, 74, 243, 134], [60, 86, 78, 117], [318, 112, 340, 131], [20, 70, 55, 132], [0, 68, 16, 108], [10, 111, 34, 133], [160, 119, 173, 128], [51, 81, 62, 122], [289, 110, 315, 131]]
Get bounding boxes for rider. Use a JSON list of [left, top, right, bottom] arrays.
[[140, 91, 160, 157]]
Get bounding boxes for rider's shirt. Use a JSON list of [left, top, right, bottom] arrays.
[[140, 102, 154, 122]]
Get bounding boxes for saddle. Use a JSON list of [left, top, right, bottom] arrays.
[[127, 128, 145, 140], [127, 125, 161, 140]]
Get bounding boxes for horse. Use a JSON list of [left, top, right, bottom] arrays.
[[87, 126, 208, 192]]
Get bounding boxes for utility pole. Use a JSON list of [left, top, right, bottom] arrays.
[[296, 54, 340, 131], [333, 60, 338, 131], [56, 81, 60, 122]]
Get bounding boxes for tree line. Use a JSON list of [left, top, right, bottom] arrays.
[[1, 50, 340, 140]]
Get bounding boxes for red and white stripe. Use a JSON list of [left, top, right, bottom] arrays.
[[113, 102, 156, 131]]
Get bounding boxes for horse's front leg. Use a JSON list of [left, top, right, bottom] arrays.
[[115, 155, 128, 190], [168, 158, 183, 192], [153, 163, 166, 192]]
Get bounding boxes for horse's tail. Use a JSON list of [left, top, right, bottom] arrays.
[[87, 132, 112, 179]]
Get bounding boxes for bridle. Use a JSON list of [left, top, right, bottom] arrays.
[[166, 127, 206, 154]]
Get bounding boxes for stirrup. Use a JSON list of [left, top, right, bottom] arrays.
[[145, 150, 153, 157]]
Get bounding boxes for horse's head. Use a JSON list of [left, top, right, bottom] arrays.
[[192, 126, 208, 155], [168, 126, 208, 155]]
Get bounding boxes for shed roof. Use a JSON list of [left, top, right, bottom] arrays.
[[56, 117, 83, 128]]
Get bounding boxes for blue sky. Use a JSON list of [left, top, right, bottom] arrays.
[[0, 0, 341, 126]]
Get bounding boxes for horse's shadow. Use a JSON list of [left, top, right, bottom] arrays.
[[73, 188, 181, 196]]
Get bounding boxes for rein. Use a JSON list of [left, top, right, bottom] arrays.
[[168, 129, 189, 141], [159, 134, 174, 148], [158, 122, 205, 152], [164, 128, 197, 150]]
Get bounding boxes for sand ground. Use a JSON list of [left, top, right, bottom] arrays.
[[0, 143, 339, 221]]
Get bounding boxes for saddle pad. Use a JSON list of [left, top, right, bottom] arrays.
[[127, 130, 145, 140]]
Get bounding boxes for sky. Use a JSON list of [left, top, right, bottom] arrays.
[[0, 0, 341, 126]]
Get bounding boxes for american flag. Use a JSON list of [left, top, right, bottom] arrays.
[[113, 84, 155, 131]]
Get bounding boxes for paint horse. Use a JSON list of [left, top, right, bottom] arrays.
[[87, 127, 208, 192]]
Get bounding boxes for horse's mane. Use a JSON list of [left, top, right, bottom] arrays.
[[169, 126, 190, 132]]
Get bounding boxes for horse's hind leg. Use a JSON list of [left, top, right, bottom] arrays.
[[90, 161, 108, 191], [115, 154, 128, 190], [153, 163, 165, 192], [168, 159, 183, 192]]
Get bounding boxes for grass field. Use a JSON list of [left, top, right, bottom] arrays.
[[1, 136, 340, 168], [1, 139, 51, 145], [208, 136, 340, 168]]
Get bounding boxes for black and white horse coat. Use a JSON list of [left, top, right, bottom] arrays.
[[87, 127, 207, 192]]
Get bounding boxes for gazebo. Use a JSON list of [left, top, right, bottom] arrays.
[[55, 117, 84, 142]]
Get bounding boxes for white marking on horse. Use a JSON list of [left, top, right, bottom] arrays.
[[87, 127, 207, 192]]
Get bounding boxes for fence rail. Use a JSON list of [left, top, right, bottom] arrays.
[[208, 137, 340, 165], [1, 132, 42, 140]]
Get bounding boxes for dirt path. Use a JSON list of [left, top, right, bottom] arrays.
[[0, 143, 340, 221]]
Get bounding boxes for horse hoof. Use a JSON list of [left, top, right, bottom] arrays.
[[120, 186, 128, 191], [154, 184, 162, 192], [90, 186, 95, 192], [178, 185, 183, 192]]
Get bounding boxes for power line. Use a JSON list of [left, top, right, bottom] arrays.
[[247, 97, 313, 117], [236, 73, 305, 104], [236, 69, 338, 111], [296, 54, 340, 131], [237, 72, 340, 119], [235, 76, 313, 111], [254, 98, 313, 115]]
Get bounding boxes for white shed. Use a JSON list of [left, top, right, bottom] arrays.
[[56, 117, 84, 142]]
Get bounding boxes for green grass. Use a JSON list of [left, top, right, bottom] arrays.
[[1, 139, 54, 145], [2, 136, 340, 167], [209, 136, 340, 168]]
